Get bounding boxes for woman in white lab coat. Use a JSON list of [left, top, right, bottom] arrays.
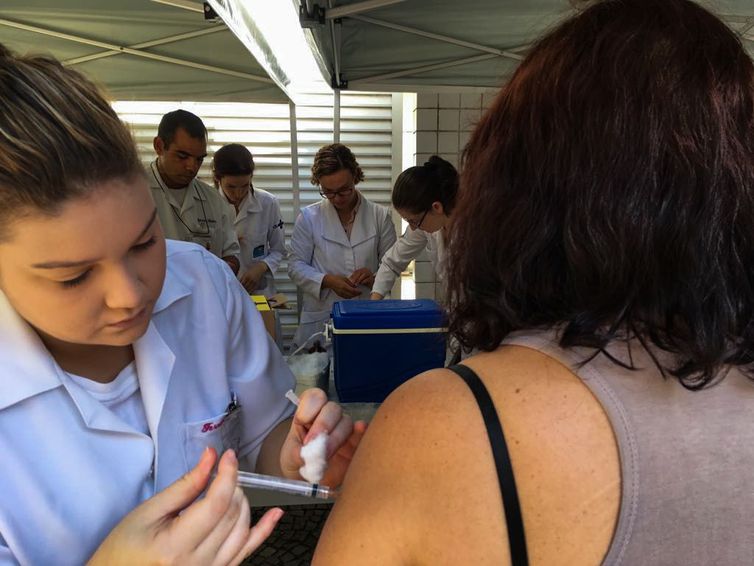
[[213, 143, 286, 297], [370, 156, 458, 302], [289, 144, 397, 348], [0, 45, 363, 565]]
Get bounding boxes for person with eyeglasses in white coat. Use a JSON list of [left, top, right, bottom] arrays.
[[288, 144, 397, 349], [213, 143, 286, 298], [370, 156, 458, 302]]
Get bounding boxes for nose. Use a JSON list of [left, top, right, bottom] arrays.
[[187, 157, 201, 174], [104, 262, 145, 311]]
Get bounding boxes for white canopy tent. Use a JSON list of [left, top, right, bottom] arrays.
[[0, 0, 289, 102], [293, 0, 754, 93]]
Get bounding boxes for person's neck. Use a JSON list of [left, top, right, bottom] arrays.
[[336, 193, 359, 221], [37, 331, 134, 383], [156, 159, 190, 190]]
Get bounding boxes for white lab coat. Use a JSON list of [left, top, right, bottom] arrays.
[[226, 188, 286, 298], [149, 161, 241, 261], [371, 226, 447, 299], [0, 241, 295, 565], [288, 194, 397, 348]]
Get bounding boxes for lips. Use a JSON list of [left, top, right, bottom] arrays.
[[108, 307, 147, 328]]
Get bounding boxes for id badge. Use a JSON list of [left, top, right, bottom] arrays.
[[252, 244, 265, 258]]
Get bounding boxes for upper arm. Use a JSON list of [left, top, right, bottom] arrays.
[[289, 212, 314, 265], [221, 201, 241, 257], [268, 199, 285, 251], [313, 369, 509, 565], [314, 347, 621, 566], [378, 210, 398, 258]]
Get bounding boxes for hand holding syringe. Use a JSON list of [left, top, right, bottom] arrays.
[[230, 389, 337, 500]]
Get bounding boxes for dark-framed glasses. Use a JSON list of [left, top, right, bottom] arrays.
[[407, 209, 429, 230], [320, 187, 354, 200]]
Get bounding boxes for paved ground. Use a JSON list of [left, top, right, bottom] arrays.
[[245, 504, 333, 566]]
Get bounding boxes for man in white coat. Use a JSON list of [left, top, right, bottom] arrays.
[[149, 109, 241, 274], [289, 144, 397, 348]]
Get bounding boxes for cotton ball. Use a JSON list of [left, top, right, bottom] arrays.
[[299, 432, 328, 484]]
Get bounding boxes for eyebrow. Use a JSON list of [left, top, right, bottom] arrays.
[[323, 183, 352, 192], [32, 209, 158, 269], [176, 150, 208, 159]]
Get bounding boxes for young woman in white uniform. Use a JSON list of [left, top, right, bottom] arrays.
[[288, 144, 397, 349], [0, 45, 364, 565], [370, 156, 458, 302], [213, 143, 286, 297]]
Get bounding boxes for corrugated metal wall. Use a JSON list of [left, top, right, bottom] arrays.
[[114, 93, 396, 348]]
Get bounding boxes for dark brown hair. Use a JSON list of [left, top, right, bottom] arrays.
[[392, 155, 458, 215], [0, 43, 142, 240], [212, 143, 255, 192], [310, 143, 364, 186], [448, 0, 754, 388]]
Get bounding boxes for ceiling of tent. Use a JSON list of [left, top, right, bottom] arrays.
[[300, 0, 754, 93], [0, 0, 289, 102]]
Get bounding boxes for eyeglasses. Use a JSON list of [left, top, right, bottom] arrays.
[[406, 209, 429, 230], [319, 187, 354, 200]]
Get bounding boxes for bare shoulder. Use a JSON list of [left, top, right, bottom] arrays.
[[314, 345, 620, 565], [314, 367, 503, 565]]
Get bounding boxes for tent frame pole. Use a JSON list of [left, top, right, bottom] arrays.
[[0, 17, 272, 83]]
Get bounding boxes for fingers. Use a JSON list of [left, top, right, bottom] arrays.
[[172, 449, 241, 549], [229, 508, 284, 566], [207, 487, 253, 566], [240, 273, 257, 292], [348, 268, 372, 286], [139, 447, 216, 524], [293, 388, 328, 436], [336, 420, 368, 461]]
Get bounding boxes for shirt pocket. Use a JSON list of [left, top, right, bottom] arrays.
[[182, 406, 243, 469], [251, 241, 267, 259]]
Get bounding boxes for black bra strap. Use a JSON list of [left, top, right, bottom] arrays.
[[448, 364, 529, 566]]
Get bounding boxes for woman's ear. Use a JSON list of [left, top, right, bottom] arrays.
[[432, 201, 445, 215]]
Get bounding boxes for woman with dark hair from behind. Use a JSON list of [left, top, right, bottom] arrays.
[[370, 156, 458, 300], [313, 0, 754, 564]]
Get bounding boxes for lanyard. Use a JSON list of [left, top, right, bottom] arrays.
[[150, 162, 211, 237]]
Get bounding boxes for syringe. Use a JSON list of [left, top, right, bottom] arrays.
[[235, 470, 338, 500]]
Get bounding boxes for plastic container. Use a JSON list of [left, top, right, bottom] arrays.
[[287, 352, 330, 396], [331, 299, 447, 402]]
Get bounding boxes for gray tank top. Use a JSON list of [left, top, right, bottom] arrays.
[[503, 329, 754, 565]]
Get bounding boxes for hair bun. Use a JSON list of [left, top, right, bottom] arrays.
[[423, 155, 459, 182], [424, 155, 450, 170]]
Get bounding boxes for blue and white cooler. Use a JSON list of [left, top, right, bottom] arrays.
[[330, 299, 448, 403]]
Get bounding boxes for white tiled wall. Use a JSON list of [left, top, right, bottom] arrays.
[[409, 90, 497, 300]]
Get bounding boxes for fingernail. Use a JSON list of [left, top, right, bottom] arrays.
[[225, 449, 237, 463], [272, 508, 285, 521]]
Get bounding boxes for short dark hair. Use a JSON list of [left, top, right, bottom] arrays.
[[310, 143, 364, 186], [157, 109, 207, 147], [448, 0, 754, 389], [392, 156, 458, 215]]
